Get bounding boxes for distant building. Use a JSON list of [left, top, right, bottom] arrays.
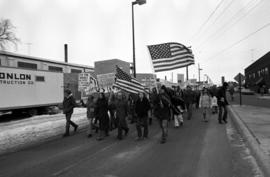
[[94, 59, 131, 91], [94, 59, 131, 75], [136, 73, 157, 89], [245, 52, 270, 92], [177, 74, 184, 84]]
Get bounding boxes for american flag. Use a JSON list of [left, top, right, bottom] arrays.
[[147, 42, 194, 72], [114, 66, 146, 94]]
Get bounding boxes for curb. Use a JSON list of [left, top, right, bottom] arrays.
[[228, 105, 270, 177]]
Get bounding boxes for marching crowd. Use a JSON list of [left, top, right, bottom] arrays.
[[62, 82, 230, 144]]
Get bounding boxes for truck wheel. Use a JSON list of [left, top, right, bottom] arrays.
[[28, 109, 38, 117]]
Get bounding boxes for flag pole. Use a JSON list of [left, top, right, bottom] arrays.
[[146, 45, 159, 94], [186, 66, 189, 81]]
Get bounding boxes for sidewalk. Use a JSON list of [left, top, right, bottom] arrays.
[[228, 105, 270, 177], [257, 95, 270, 100]]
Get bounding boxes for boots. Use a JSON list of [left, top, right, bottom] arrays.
[[63, 126, 70, 137]]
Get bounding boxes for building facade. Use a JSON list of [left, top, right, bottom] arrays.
[[94, 59, 131, 91], [245, 52, 270, 92], [94, 59, 131, 75], [177, 74, 185, 84], [0, 50, 94, 73]]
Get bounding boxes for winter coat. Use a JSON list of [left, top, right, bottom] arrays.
[[217, 87, 229, 106], [211, 96, 218, 107], [184, 90, 195, 104], [95, 98, 109, 130], [135, 97, 151, 118], [171, 95, 185, 115], [86, 99, 95, 119], [63, 94, 76, 114], [154, 93, 171, 120], [115, 99, 128, 128], [199, 94, 211, 108]]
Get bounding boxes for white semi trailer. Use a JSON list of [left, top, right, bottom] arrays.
[[0, 67, 64, 116]]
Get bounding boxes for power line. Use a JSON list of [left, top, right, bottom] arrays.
[[191, 0, 226, 41], [196, 0, 262, 49], [194, 0, 235, 44], [204, 21, 270, 63], [210, 0, 235, 28]]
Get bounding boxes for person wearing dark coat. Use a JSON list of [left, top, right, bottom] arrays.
[[62, 89, 78, 137], [172, 92, 185, 127], [115, 92, 129, 140], [183, 86, 195, 120], [135, 92, 151, 140], [154, 86, 172, 144], [86, 94, 96, 138], [95, 92, 110, 140], [127, 94, 136, 124], [217, 82, 229, 124], [151, 87, 160, 120]]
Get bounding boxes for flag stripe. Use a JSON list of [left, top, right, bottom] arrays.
[[113, 84, 138, 94], [114, 83, 139, 94], [114, 66, 146, 94], [114, 82, 144, 93], [154, 60, 195, 70], [153, 58, 194, 67], [154, 62, 195, 72], [114, 81, 143, 93], [148, 42, 194, 72], [152, 55, 194, 64], [117, 78, 145, 91]]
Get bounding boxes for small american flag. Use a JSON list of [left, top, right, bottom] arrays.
[[114, 66, 146, 94], [147, 42, 194, 72]]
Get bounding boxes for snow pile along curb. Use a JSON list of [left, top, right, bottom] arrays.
[[228, 106, 270, 177], [0, 109, 88, 155]]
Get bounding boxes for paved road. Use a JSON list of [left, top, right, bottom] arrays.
[[0, 109, 261, 177]]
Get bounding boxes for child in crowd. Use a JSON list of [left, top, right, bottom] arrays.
[[211, 94, 218, 114]]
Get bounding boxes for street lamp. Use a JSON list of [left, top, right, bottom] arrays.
[[132, 0, 146, 78]]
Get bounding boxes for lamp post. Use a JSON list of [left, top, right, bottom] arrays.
[[132, 0, 146, 78]]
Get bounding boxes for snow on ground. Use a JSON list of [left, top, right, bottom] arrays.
[[0, 108, 88, 155]]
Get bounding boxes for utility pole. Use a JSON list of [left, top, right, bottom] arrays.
[[131, 0, 146, 78], [186, 66, 189, 81], [198, 63, 203, 83], [186, 46, 192, 81]]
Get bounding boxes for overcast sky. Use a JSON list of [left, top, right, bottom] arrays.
[[1, 0, 270, 84]]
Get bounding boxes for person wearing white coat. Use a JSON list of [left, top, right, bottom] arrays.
[[199, 88, 212, 122]]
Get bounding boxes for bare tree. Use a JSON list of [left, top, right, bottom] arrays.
[[0, 19, 20, 50]]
